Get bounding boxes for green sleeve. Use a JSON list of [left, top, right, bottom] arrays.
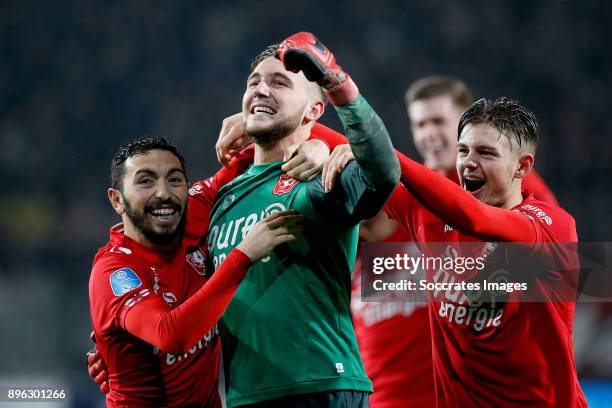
[[305, 161, 396, 225], [303, 94, 400, 225], [334, 94, 400, 188]]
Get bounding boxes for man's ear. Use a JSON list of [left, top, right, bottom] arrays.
[[108, 188, 125, 215], [515, 153, 534, 180], [303, 99, 325, 124]]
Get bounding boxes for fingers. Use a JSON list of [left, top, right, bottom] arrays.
[[280, 153, 305, 174], [273, 233, 299, 246], [86, 351, 99, 366], [216, 113, 246, 166], [265, 213, 303, 229], [88, 354, 107, 374], [100, 382, 110, 394], [282, 143, 300, 163], [269, 225, 303, 247], [286, 161, 320, 180], [323, 147, 353, 192], [94, 368, 108, 386], [263, 209, 299, 223], [302, 167, 322, 181]]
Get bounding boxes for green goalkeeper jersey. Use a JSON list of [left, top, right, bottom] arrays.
[[208, 96, 399, 407]]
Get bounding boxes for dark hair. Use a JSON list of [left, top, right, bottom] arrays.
[[458, 97, 539, 152], [405, 75, 472, 109], [250, 44, 279, 72], [110, 136, 186, 191]]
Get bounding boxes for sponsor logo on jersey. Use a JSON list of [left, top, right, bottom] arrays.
[[162, 292, 178, 306], [521, 204, 552, 225], [186, 248, 208, 276], [272, 174, 299, 196], [110, 268, 142, 296], [444, 224, 454, 233], [164, 325, 219, 366], [209, 202, 287, 268]]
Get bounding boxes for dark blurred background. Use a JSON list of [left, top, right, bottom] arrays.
[[0, 1, 610, 406]]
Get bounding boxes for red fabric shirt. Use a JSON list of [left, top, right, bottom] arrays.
[[90, 228, 223, 407], [351, 225, 435, 408], [89, 155, 253, 408], [384, 153, 587, 408], [350, 165, 557, 408]]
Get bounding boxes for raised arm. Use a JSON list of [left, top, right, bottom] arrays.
[[276, 32, 400, 223], [395, 150, 538, 242]]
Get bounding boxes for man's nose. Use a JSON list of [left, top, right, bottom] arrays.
[[462, 152, 478, 169], [421, 123, 440, 141], [253, 81, 270, 97], [155, 182, 171, 200]]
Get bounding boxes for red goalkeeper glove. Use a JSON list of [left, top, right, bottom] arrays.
[[276, 32, 359, 106]]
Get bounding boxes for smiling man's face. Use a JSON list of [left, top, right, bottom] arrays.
[[456, 123, 526, 208], [112, 149, 188, 247], [242, 56, 321, 147]]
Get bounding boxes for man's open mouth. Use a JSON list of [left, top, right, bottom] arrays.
[[464, 177, 486, 193], [146, 205, 180, 223], [251, 105, 277, 116]]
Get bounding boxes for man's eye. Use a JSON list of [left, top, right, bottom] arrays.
[[169, 177, 184, 183], [458, 149, 468, 155], [139, 178, 153, 185], [248, 80, 259, 88], [272, 81, 287, 87]]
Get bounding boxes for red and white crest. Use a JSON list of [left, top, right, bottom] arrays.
[[186, 249, 207, 276], [272, 174, 300, 196]]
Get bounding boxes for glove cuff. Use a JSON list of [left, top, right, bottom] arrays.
[[324, 74, 359, 106]]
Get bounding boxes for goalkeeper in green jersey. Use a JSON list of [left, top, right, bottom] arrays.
[[208, 32, 400, 408]]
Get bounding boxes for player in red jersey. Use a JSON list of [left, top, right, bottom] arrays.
[[349, 76, 561, 408], [89, 137, 312, 407], [325, 97, 587, 407]]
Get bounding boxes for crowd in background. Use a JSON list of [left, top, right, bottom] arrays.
[[0, 0, 609, 404]]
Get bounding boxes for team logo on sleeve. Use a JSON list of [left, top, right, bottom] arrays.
[[110, 268, 143, 296], [272, 174, 300, 196], [189, 178, 212, 196]]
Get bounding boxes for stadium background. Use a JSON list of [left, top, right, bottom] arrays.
[[0, 1, 610, 406]]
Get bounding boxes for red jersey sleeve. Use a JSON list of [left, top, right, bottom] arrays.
[[395, 150, 542, 242], [311, 122, 349, 150], [381, 183, 420, 242], [121, 249, 251, 354], [524, 170, 559, 206], [185, 146, 255, 244], [89, 253, 154, 341]]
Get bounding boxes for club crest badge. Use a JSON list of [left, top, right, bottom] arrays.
[[186, 249, 208, 276], [272, 174, 300, 196]]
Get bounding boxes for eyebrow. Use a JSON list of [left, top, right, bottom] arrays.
[[247, 71, 293, 83], [133, 167, 186, 178], [457, 142, 498, 150]]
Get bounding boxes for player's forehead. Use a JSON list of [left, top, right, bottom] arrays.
[[458, 123, 512, 150], [409, 94, 458, 122], [123, 149, 184, 176], [250, 57, 310, 87]]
